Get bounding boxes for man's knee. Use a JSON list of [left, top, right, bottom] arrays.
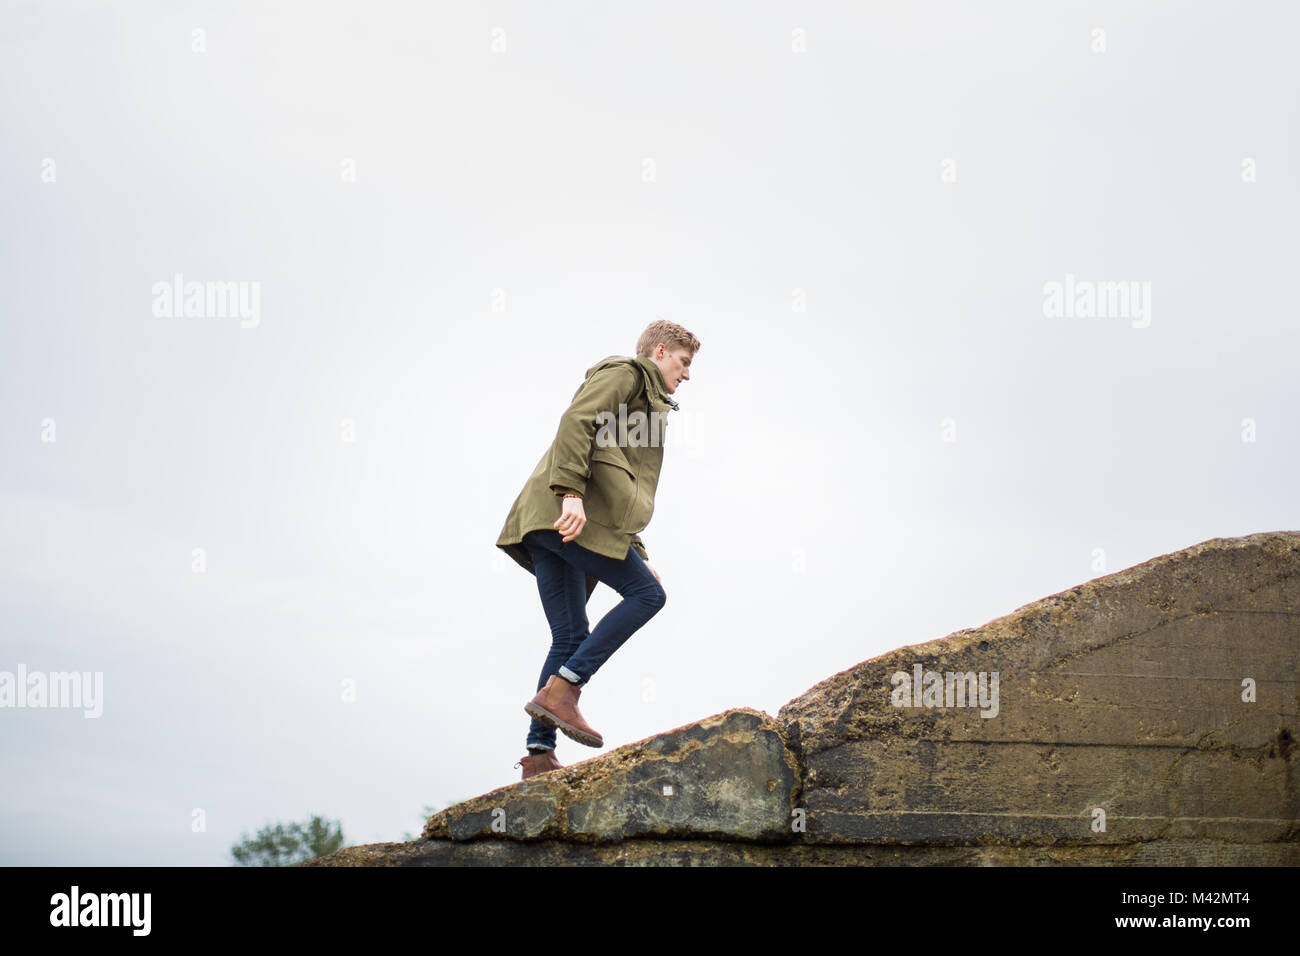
[[642, 579, 667, 614]]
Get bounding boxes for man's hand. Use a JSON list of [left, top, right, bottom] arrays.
[[554, 496, 587, 542], [643, 560, 661, 584]]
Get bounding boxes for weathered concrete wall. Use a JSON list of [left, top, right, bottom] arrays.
[[778, 531, 1299, 848], [306, 532, 1300, 867]]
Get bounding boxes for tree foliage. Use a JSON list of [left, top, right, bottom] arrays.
[[231, 814, 345, 866]]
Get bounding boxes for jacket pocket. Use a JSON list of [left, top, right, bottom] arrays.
[[585, 447, 637, 527], [590, 446, 636, 478]]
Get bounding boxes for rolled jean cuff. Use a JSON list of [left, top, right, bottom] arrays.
[[558, 665, 583, 685]]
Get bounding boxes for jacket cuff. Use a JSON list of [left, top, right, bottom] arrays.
[[548, 470, 588, 497], [553, 486, 584, 498], [631, 534, 648, 561]]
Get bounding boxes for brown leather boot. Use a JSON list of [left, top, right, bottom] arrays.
[[525, 675, 604, 748], [515, 749, 564, 780]]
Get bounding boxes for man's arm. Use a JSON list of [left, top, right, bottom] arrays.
[[547, 365, 640, 496]]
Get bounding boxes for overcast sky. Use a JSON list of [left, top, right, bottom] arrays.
[[2, 0, 1296, 865]]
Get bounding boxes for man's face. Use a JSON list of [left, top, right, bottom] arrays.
[[651, 345, 693, 394]]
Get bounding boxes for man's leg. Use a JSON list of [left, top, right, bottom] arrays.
[[523, 531, 592, 752], [540, 531, 667, 686]]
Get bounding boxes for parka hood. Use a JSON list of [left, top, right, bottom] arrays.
[[584, 354, 679, 410]]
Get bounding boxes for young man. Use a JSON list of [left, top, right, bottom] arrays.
[[496, 319, 701, 779]]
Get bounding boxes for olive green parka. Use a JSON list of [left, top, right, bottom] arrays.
[[496, 353, 679, 596]]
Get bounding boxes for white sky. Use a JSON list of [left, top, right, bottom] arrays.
[[2, 0, 1297, 864]]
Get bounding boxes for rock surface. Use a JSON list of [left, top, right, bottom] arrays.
[[778, 531, 1300, 848], [306, 838, 1297, 866], [421, 708, 800, 843], [306, 531, 1300, 867]]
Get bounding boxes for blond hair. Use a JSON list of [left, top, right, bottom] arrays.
[[636, 319, 701, 358]]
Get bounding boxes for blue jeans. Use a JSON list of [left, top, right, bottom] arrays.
[[522, 529, 667, 751]]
